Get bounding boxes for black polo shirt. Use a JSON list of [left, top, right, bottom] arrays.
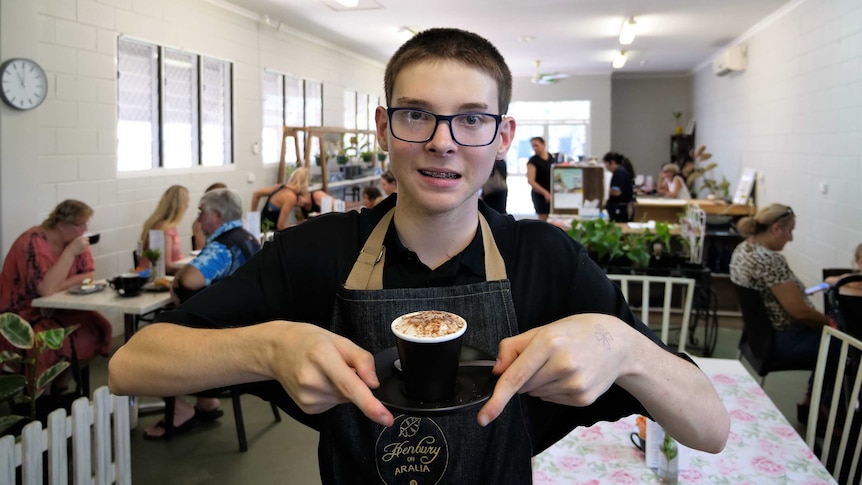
[[155, 195, 674, 445]]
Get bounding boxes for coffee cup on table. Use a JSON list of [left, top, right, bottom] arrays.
[[391, 310, 467, 402], [86, 233, 100, 245], [108, 273, 146, 296]]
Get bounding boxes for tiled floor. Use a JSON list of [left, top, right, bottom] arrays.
[[82, 314, 812, 485]]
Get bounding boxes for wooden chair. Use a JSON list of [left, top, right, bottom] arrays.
[[606, 274, 695, 353], [733, 284, 816, 385], [806, 326, 862, 484]]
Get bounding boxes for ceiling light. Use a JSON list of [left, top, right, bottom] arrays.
[[612, 50, 627, 69], [334, 0, 359, 7], [619, 17, 637, 45]]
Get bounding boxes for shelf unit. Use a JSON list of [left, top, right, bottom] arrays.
[[278, 125, 381, 192]]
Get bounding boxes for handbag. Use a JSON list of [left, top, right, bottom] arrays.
[[482, 166, 507, 195]]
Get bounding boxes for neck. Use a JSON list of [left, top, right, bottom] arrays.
[[750, 234, 777, 251], [392, 199, 480, 270], [44, 227, 65, 251]]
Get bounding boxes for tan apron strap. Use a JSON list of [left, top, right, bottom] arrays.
[[343, 208, 394, 290], [479, 214, 507, 281], [344, 209, 508, 290]]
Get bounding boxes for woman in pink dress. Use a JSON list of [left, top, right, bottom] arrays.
[[0, 199, 112, 383], [140, 185, 189, 275]]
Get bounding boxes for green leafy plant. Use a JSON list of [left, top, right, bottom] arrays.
[[141, 247, 161, 266], [0, 313, 78, 434], [359, 151, 374, 163], [567, 218, 663, 268], [376, 152, 387, 162]]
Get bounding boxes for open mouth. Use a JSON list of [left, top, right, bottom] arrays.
[[418, 169, 461, 179]]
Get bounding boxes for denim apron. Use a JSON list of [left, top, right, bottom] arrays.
[[321, 208, 533, 484]]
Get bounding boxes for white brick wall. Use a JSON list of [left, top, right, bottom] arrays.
[[692, 0, 862, 291]]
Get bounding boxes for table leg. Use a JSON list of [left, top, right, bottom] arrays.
[[124, 313, 137, 343]]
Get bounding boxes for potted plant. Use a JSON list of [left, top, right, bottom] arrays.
[[359, 151, 374, 163], [0, 312, 78, 434], [567, 218, 677, 271], [672, 111, 684, 135], [141, 247, 162, 281]]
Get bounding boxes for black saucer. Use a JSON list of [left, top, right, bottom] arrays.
[[371, 345, 497, 416]]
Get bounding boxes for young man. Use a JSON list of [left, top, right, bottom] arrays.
[[110, 28, 728, 483]]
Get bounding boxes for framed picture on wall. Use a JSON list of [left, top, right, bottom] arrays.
[[733, 168, 756, 205]]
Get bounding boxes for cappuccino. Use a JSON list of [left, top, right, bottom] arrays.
[[392, 311, 466, 341]]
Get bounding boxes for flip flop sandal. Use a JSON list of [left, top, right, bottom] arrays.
[[142, 414, 199, 441]]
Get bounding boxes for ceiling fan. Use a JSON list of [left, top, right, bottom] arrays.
[[531, 60, 569, 84]]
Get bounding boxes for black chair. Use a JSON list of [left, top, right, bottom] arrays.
[[734, 284, 817, 385], [822, 268, 855, 314], [162, 387, 282, 452], [827, 274, 862, 339]]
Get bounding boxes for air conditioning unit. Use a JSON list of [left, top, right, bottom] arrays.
[[712, 45, 747, 76]]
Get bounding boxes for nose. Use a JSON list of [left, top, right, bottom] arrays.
[[426, 119, 456, 152]]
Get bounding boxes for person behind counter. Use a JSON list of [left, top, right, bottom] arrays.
[[526, 137, 553, 221], [602, 152, 634, 222], [656, 163, 691, 200], [729, 203, 834, 420], [379, 169, 397, 196], [109, 27, 729, 484], [251, 167, 311, 230], [1, 200, 112, 391]]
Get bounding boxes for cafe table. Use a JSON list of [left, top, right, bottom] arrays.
[[31, 279, 173, 342], [532, 357, 836, 484]]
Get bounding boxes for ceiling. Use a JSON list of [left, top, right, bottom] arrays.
[[213, 0, 792, 78]]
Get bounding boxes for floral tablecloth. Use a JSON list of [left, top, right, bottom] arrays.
[[532, 358, 836, 484]]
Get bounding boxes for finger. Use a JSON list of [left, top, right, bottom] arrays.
[[492, 329, 536, 375], [477, 345, 548, 427], [333, 339, 392, 426]]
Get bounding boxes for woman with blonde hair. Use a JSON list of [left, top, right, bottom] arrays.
[[140, 185, 190, 275], [251, 167, 310, 230], [730, 203, 833, 419], [656, 163, 691, 199]]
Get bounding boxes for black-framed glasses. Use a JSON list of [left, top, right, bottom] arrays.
[[387, 107, 502, 147]]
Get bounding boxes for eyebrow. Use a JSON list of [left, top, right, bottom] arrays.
[[392, 97, 491, 112]]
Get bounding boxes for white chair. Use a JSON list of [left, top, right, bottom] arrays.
[[606, 274, 695, 353], [806, 326, 862, 483]]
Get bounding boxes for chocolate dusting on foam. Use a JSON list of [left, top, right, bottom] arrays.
[[396, 311, 465, 338]]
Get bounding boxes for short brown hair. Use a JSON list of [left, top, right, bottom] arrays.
[[42, 200, 94, 230], [384, 28, 512, 115]]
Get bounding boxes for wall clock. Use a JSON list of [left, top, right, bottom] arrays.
[[0, 58, 48, 111]]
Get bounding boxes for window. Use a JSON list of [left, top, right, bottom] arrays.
[[506, 101, 590, 175], [260, 73, 324, 165], [261, 71, 284, 165], [117, 37, 233, 172]]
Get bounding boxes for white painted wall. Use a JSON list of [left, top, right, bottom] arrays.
[[612, 76, 692, 180], [512, 75, 612, 159], [0, 0, 384, 335], [692, 0, 862, 288]]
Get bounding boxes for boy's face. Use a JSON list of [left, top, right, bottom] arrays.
[[376, 60, 514, 216]]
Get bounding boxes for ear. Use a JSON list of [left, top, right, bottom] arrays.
[[375, 106, 390, 152], [496, 116, 516, 160]]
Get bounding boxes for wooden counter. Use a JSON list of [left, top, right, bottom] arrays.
[[634, 198, 754, 223]]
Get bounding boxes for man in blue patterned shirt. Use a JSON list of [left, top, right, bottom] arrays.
[[171, 188, 261, 304], [144, 188, 261, 440]]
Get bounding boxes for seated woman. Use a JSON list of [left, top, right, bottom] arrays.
[[729, 203, 832, 417], [656, 163, 692, 199], [140, 185, 190, 275], [380, 169, 397, 196], [362, 186, 384, 209], [251, 167, 310, 231], [0, 200, 112, 390], [299, 189, 331, 220], [825, 242, 862, 293]]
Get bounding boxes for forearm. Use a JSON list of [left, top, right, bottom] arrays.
[[616, 339, 729, 453], [108, 321, 283, 396], [37, 252, 78, 295]]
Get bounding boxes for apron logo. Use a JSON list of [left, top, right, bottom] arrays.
[[376, 415, 449, 484]]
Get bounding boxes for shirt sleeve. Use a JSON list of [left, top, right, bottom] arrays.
[[189, 242, 232, 286]]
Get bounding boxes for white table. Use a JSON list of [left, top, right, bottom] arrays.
[[31, 280, 173, 342], [532, 358, 837, 484]]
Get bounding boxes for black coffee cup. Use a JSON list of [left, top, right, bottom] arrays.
[[630, 432, 645, 452], [87, 233, 100, 245], [108, 273, 146, 297], [391, 311, 467, 402]]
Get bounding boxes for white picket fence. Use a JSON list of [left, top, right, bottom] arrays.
[[0, 386, 131, 484]]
